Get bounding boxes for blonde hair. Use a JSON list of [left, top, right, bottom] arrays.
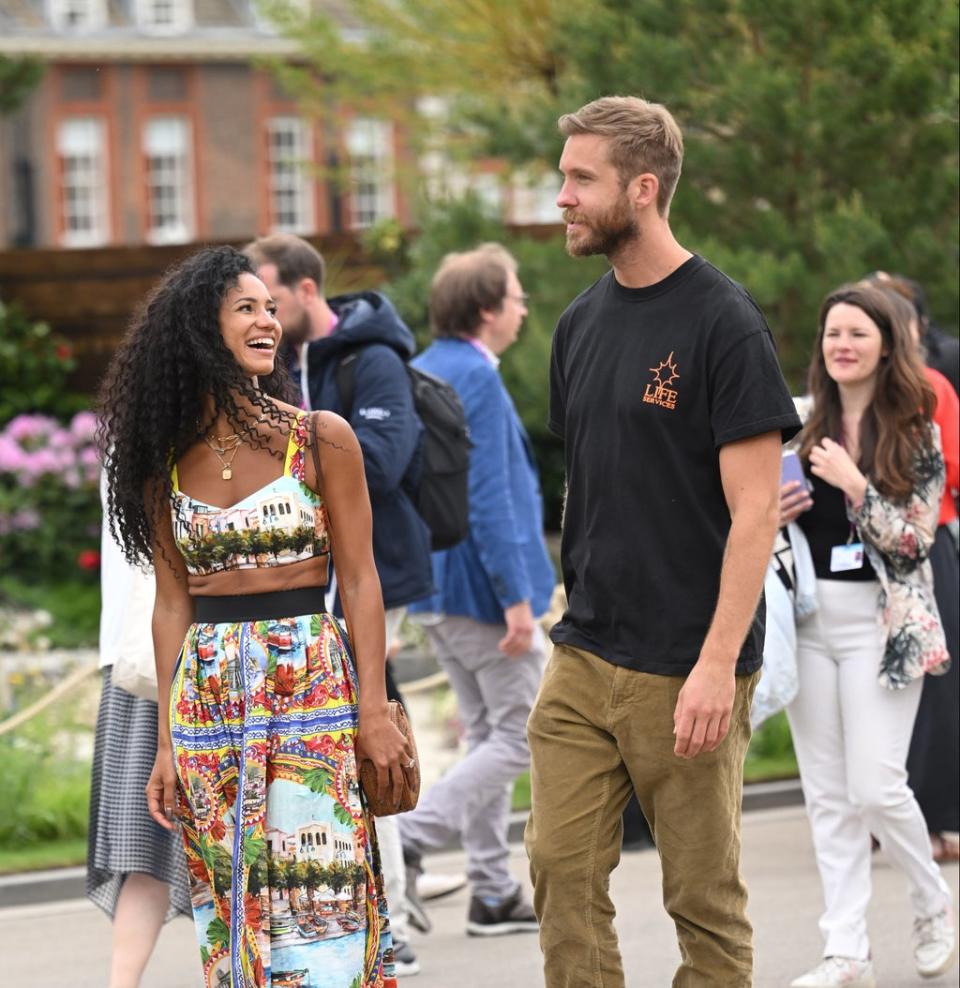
[[558, 96, 684, 215]]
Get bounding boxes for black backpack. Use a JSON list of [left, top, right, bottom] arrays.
[[336, 347, 472, 551]]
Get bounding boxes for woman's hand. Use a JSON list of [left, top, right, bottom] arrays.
[[146, 744, 178, 831], [808, 437, 868, 504], [356, 704, 414, 808], [779, 480, 813, 527]]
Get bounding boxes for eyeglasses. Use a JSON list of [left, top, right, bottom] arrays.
[[507, 293, 529, 304]]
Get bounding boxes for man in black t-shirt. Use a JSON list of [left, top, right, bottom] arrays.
[[523, 96, 801, 988]]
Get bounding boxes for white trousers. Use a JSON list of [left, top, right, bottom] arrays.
[[786, 579, 951, 960]]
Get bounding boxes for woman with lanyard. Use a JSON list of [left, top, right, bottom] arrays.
[[97, 246, 409, 988], [779, 282, 955, 988]]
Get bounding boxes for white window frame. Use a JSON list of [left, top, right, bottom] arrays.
[[346, 118, 395, 230], [57, 116, 110, 248], [509, 170, 561, 225], [47, 0, 107, 31], [267, 116, 315, 235], [143, 115, 195, 245], [134, 0, 193, 34]]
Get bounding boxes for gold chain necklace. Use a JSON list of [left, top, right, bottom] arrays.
[[203, 434, 242, 481], [209, 430, 241, 446]]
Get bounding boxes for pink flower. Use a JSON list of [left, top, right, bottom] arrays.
[[13, 509, 40, 531], [0, 436, 29, 474], [26, 448, 59, 476], [897, 532, 919, 558], [79, 447, 100, 467], [48, 428, 73, 450], [70, 411, 97, 443], [5, 414, 56, 444]]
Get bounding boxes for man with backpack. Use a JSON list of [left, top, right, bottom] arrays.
[[245, 232, 432, 976], [402, 243, 556, 937]]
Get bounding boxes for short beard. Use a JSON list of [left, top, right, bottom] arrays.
[[278, 308, 311, 347], [564, 193, 639, 259]]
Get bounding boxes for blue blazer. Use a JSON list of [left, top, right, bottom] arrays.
[[410, 338, 555, 624]]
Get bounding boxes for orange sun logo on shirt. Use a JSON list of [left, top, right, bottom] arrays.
[[643, 352, 680, 410], [649, 352, 680, 387]]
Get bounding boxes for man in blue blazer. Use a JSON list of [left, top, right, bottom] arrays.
[[404, 244, 556, 937]]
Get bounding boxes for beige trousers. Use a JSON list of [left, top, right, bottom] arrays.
[[525, 644, 758, 988]]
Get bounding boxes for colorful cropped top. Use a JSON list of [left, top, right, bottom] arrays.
[[171, 414, 330, 577]]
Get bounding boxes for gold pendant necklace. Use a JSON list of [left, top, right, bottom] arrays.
[[203, 434, 242, 481]]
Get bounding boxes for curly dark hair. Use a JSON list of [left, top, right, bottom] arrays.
[[97, 246, 296, 567]]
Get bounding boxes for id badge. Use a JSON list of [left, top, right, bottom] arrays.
[[830, 542, 864, 572]]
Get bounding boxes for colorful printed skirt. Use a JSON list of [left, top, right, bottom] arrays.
[[170, 589, 396, 988]]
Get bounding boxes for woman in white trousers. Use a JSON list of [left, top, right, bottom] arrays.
[[780, 282, 955, 988]]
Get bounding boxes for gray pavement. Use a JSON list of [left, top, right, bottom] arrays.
[[2, 806, 957, 988]]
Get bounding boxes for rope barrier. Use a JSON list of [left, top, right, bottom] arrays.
[[0, 660, 98, 737], [395, 669, 449, 695], [0, 660, 449, 736]]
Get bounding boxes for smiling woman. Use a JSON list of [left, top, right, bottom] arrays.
[[218, 274, 281, 381], [782, 282, 956, 986], [95, 246, 407, 988]]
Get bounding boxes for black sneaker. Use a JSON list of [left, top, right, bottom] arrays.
[[466, 886, 539, 936], [404, 861, 432, 934], [393, 939, 420, 977]]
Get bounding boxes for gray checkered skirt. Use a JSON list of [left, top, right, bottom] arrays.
[[85, 667, 191, 919]]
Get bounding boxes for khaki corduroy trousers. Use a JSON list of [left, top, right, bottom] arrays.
[[525, 644, 758, 988]]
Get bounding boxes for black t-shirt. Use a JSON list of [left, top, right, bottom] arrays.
[[549, 256, 801, 676], [796, 472, 877, 581]]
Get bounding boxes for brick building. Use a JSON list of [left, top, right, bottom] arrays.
[[0, 0, 425, 248], [0, 1, 559, 250]]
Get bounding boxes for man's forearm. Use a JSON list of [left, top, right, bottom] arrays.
[[700, 502, 778, 666]]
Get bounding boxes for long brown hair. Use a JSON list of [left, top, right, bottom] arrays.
[[798, 282, 935, 502]]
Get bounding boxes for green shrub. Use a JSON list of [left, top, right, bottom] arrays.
[[0, 411, 101, 587], [745, 712, 798, 781], [0, 702, 93, 847], [0, 302, 85, 422], [0, 576, 101, 648]]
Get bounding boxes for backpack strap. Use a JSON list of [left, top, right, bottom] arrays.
[[335, 347, 362, 421]]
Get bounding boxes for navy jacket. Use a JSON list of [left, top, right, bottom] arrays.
[[292, 291, 433, 609], [409, 338, 555, 625]]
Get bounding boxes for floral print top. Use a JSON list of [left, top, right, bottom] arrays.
[[849, 432, 950, 689], [171, 413, 331, 577]]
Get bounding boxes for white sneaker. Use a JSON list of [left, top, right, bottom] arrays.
[[416, 871, 468, 901], [913, 906, 958, 978], [790, 956, 876, 987]]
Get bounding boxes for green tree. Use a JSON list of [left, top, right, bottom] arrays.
[[325, 859, 352, 895], [0, 56, 44, 116], [285, 0, 958, 388], [284, 855, 303, 911], [268, 850, 288, 902], [305, 859, 327, 914], [348, 861, 365, 909]]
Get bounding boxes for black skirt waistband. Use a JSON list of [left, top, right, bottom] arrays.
[[194, 587, 327, 625]]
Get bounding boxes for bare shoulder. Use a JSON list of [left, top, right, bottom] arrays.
[[310, 410, 361, 457]]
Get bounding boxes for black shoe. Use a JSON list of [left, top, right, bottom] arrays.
[[393, 938, 420, 977], [466, 886, 539, 936], [404, 860, 432, 934]]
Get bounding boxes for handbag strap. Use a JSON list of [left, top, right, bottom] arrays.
[[308, 411, 325, 496]]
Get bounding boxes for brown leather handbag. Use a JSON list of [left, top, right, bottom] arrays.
[[359, 700, 421, 817]]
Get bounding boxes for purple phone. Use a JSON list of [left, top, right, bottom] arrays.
[[781, 451, 811, 491]]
